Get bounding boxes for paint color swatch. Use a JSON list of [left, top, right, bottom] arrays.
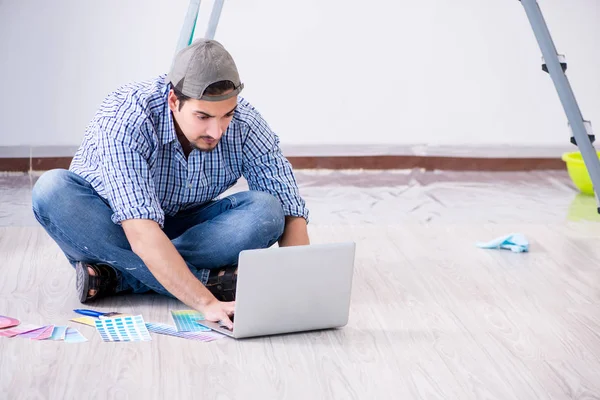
[[64, 327, 87, 343], [19, 325, 55, 340], [31, 325, 55, 340], [17, 326, 47, 338], [0, 324, 42, 337], [48, 326, 67, 341], [95, 315, 151, 342], [0, 315, 20, 329], [146, 322, 223, 342], [70, 316, 97, 327], [170, 310, 210, 332]]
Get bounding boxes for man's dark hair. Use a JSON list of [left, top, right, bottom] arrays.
[[172, 80, 236, 110]]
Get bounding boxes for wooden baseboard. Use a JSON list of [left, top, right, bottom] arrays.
[[0, 158, 31, 172], [286, 155, 564, 171], [0, 155, 565, 172]]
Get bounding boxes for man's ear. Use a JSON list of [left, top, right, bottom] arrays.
[[167, 89, 179, 112]]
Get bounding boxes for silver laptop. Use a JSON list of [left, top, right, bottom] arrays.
[[197, 242, 356, 339]]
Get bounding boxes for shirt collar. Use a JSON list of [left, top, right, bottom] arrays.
[[160, 76, 177, 145]]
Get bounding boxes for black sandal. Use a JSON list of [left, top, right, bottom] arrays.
[[205, 266, 238, 302], [75, 262, 120, 303]]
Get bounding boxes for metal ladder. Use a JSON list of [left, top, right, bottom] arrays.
[[519, 0, 599, 212]]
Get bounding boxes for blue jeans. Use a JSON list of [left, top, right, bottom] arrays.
[[31, 169, 285, 297]]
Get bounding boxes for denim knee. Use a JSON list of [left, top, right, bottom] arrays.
[[241, 190, 285, 239], [32, 169, 71, 218]]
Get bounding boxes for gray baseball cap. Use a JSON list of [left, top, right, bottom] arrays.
[[167, 38, 244, 101]]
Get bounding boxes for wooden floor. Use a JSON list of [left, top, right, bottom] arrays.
[[1, 170, 600, 399]]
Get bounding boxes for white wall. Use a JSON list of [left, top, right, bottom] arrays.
[[0, 0, 598, 154]]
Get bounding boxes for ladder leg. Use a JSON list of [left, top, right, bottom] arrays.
[[519, 0, 600, 211], [176, 0, 202, 52], [205, 0, 225, 40]]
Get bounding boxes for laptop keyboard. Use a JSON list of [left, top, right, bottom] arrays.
[[218, 314, 234, 331]]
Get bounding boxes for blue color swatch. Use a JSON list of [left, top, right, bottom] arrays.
[[94, 315, 151, 342], [170, 310, 210, 332]]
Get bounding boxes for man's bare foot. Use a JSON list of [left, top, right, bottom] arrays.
[[88, 267, 97, 297]]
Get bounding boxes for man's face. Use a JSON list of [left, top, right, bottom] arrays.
[[168, 89, 237, 152]]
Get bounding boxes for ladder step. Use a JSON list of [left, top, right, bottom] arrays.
[[541, 54, 567, 73]]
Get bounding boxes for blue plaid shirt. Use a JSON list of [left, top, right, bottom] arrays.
[[70, 74, 308, 228]]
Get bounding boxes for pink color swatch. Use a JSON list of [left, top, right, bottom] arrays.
[[0, 315, 20, 329], [31, 325, 55, 340], [0, 324, 42, 337], [18, 326, 48, 338]]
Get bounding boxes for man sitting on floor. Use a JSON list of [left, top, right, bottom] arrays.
[[31, 39, 310, 329]]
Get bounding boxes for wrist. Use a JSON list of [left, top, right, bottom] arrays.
[[279, 216, 310, 247], [193, 287, 217, 310]]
